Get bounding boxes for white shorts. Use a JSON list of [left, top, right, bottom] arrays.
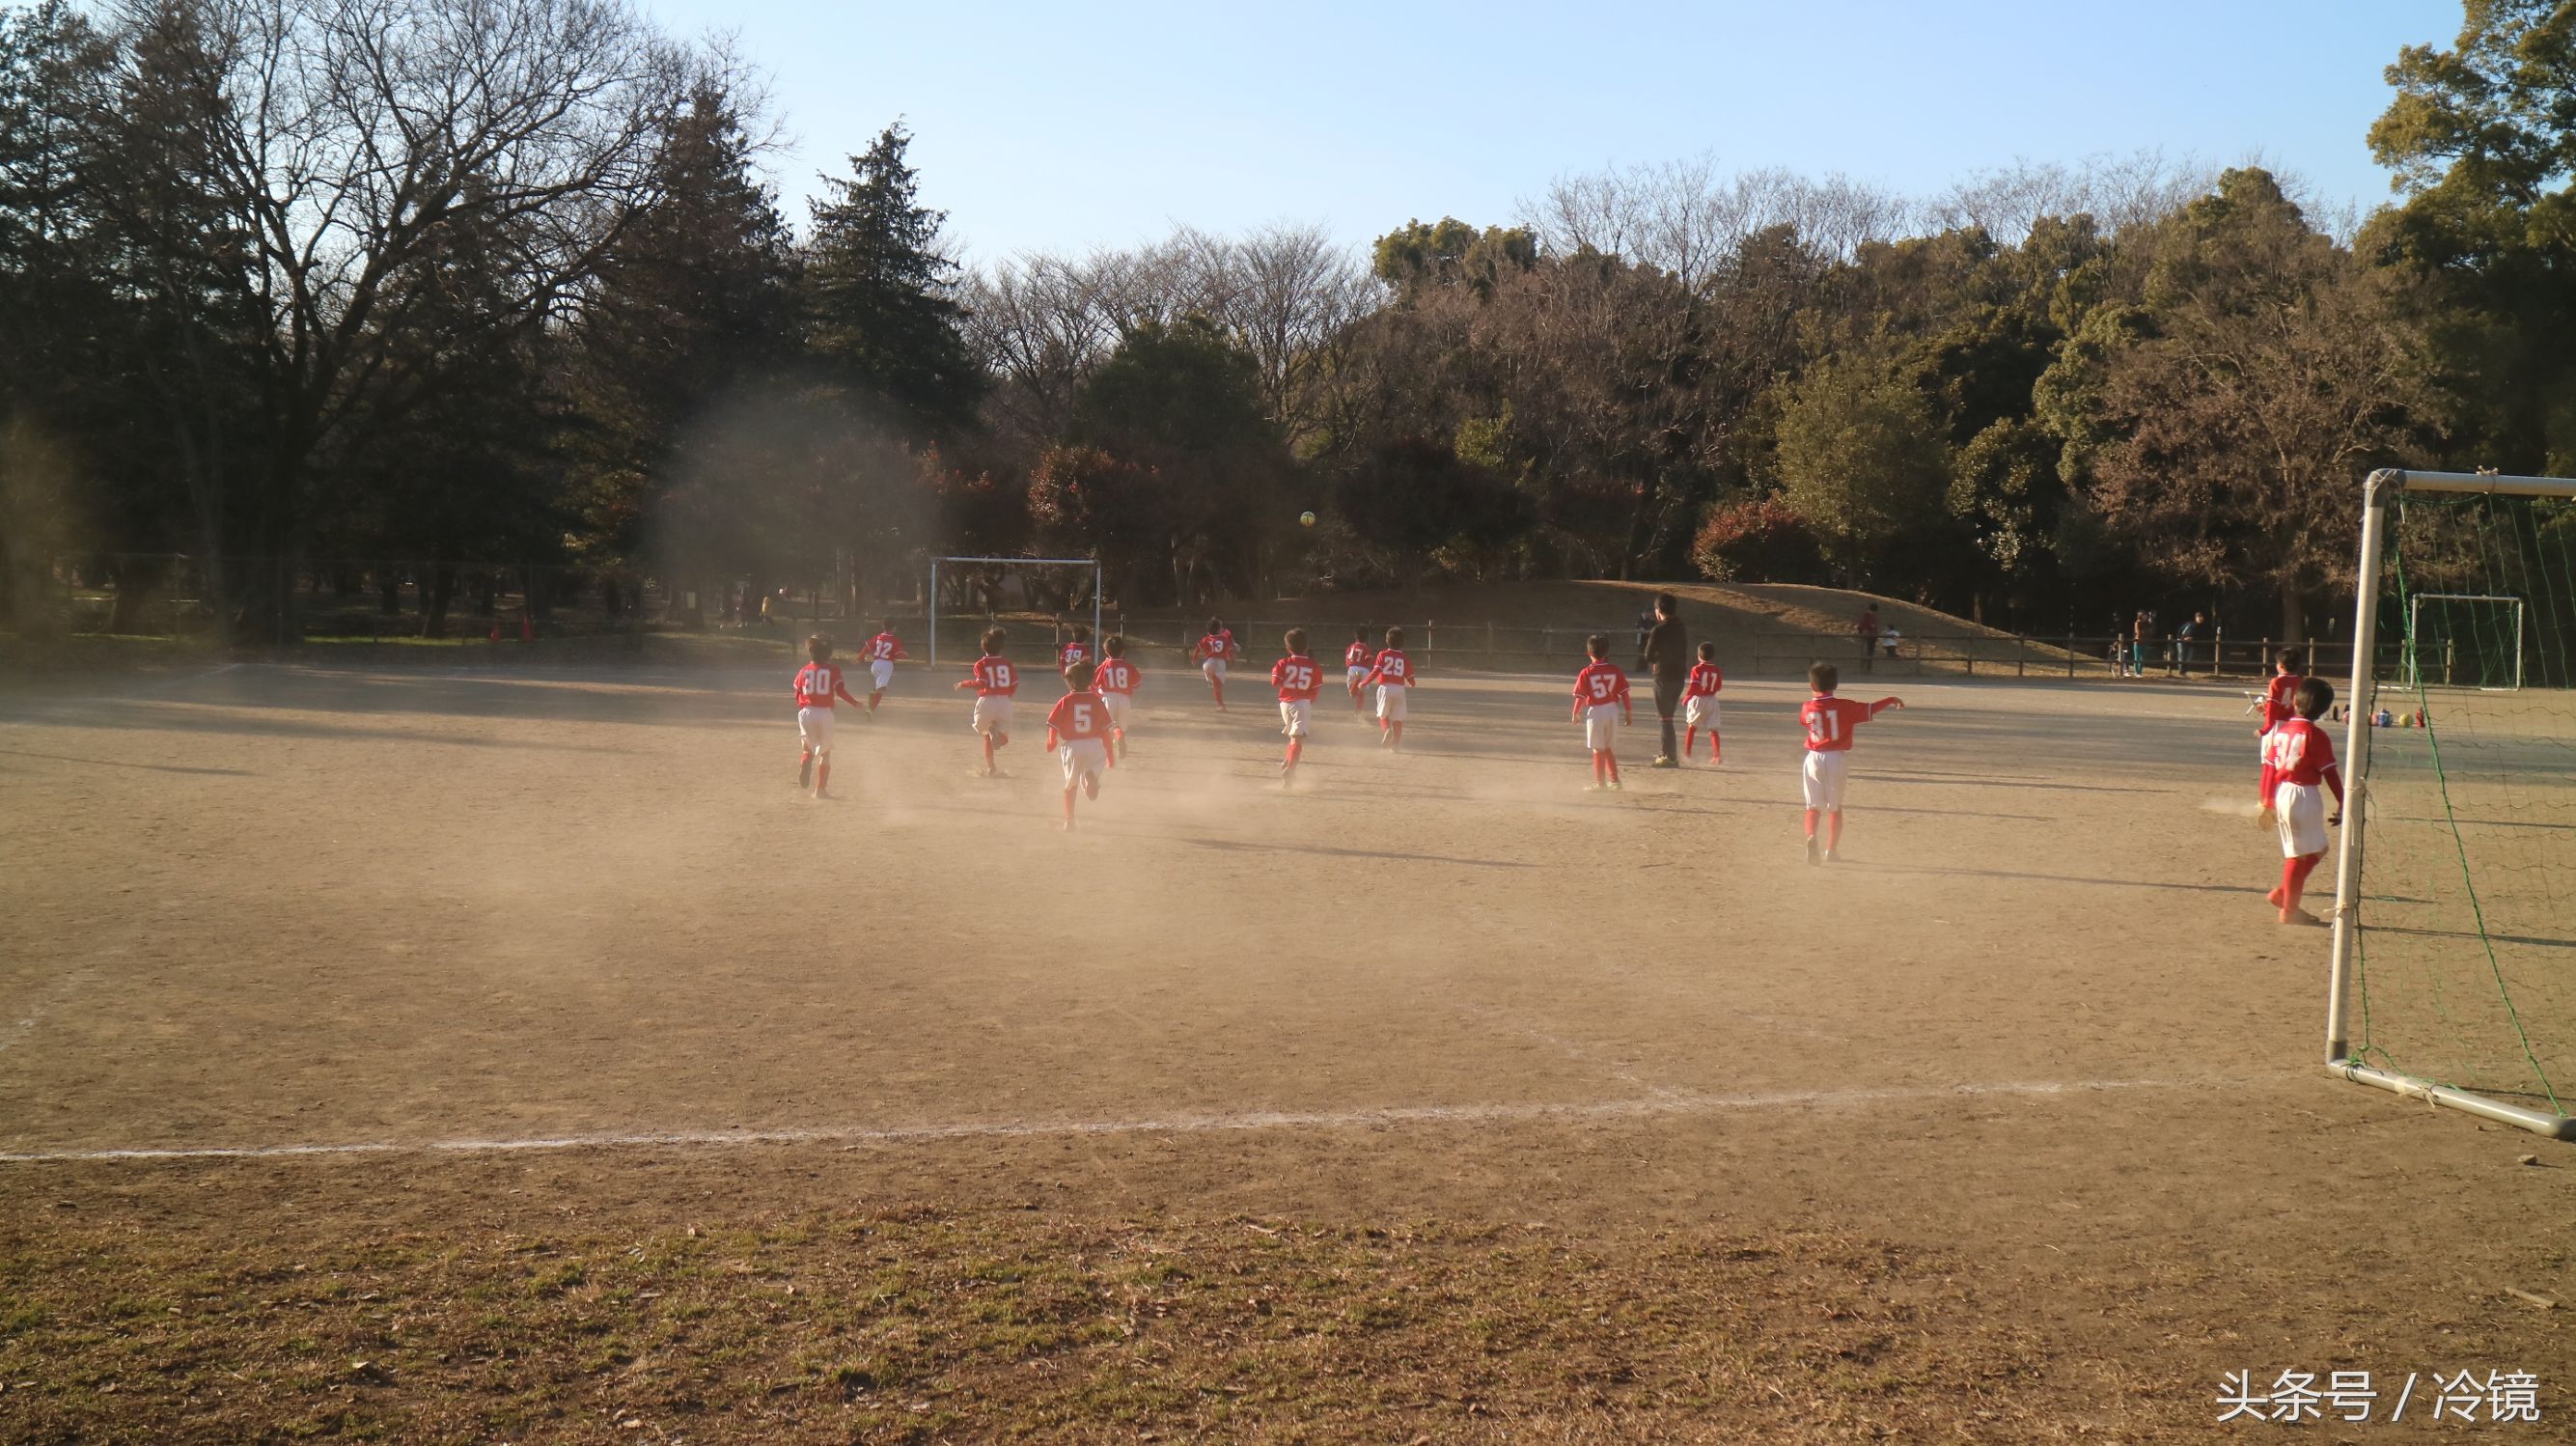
[[1376, 684, 1409, 722], [1801, 749, 1849, 811], [797, 706, 835, 755], [2273, 781, 2329, 857], [870, 659, 894, 691], [1583, 704, 1620, 751], [1279, 698, 1312, 737], [1685, 695, 1720, 730], [1202, 658, 1228, 682], [971, 695, 1013, 736], [1346, 666, 1369, 692], [1100, 691, 1130, 725], [1060, 737, 1108, 788]]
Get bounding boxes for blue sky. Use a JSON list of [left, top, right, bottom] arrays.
[[640, 0, 2460, 262]]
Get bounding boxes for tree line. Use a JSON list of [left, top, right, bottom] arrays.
[[4, 0, 2569, 642]]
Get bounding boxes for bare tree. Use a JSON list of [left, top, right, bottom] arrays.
[[108, 0, 690, 632]]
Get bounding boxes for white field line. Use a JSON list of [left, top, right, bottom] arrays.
[[0, 1076, 2208, 1167]]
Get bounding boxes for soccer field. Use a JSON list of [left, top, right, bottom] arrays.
[[2, 654, 2567, 1440]]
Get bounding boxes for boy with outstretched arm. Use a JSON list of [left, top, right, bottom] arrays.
[[2258, 677, 2344, 927], [1093, 634, 1142, 759], [792, 635, 867, 799], [1682, 642, 1725, 764], [953, 626, 1019, 777], [1800, 661, 1904, 864], [1571, 635, 1634, 791], [1043, 659, 1117, 830]]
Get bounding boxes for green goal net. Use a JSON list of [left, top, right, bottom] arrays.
[[2331, 473, 2576, 1139]]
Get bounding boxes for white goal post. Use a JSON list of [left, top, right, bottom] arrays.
[[2402, 593, 2525, 691], [2327, 468, 2576, 1141], [926, 556, 1103, 668]]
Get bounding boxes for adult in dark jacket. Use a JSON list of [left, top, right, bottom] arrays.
[[1639, 592, 1689, 767]]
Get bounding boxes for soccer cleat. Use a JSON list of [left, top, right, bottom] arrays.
[[1822, 848, 1841, 864], [1582, 783, 1603, 793], [1603, 779, 1620, 792], [1805, 836, 1821, 866], [1651, 756, 1678, 769], [2281, 908, 2324, 928], [797, 756, 814, 790], [1082, 774, 1099, 801]]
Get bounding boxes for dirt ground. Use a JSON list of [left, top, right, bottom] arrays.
[[1, 650, 2569, 1442]]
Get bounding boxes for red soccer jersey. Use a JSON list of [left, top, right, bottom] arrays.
[[2258, 673, 2304, 733], [1571, 661, 1631, 709], [1801, 693, 1897, 752], [793, 662, 856, 709], [1345, 641, 1372, 670], [1193, 632, 1238, 664], [1366, 649, 1415, 687], [1271, 653, 1326, 701], [968, 655, 1020, 696], [1684, 661, 1725, 698], [2259, 717, 2343, 799], [859, 632, 906, 663], [1045, 689, 1113, 745], [1094, 657, 1140, 695], [1060, 641, 1091, 672]]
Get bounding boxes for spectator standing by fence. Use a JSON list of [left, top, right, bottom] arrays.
[[2130, 611, 2152, 678], [1640, 593, 1689, 768], [2176, 610, 2209, 676], [1856, 604, 1882, 672]]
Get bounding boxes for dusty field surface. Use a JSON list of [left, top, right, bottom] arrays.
[[1, 651, 2569, 1442]]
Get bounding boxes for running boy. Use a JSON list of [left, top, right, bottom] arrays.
[[952, 626, 1019, 777], [856, 620, 906, 713], [1682, 642, 1725, 764], [792, 635, 866, 798], [1093, 634, 1142, 759], [1361, 626, 1417, 749], [1344, 627, 1374, 717], [1193, 618, 1239, 710], [1043, 659, 1116, 830], [1800, 661, 1905, 864], [1571, 635, 1634, 791], [1271, 628, 1326, 785], [2258, 677, 2344, 927], [1059, 623, 1094, 680]]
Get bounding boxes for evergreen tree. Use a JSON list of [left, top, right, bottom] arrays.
[[803, 123, 986, 440]]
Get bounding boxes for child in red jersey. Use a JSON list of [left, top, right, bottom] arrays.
[[2256, 648, 2305, 764], [1800, 660, 1904, 864], [1361, 626, 1417, 749], [952, 626, 1019, 777], [1571, 634, 1634, 791], [1681, 641, 1725, 765], [1059, 623, 1094, 680], [792, 635, 866, 798], [856, 620, 906, 714], [1192, 617, 1239, 710], [1271, 627, 1327, 785], [1044, 659, 1117, 830], [2258, 677, 2345, 926], [1092, 634, 1142, 760], [1343, 626, 1374, 717]]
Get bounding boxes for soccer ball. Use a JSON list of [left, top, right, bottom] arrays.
[[1299, 511, 1316, 528]]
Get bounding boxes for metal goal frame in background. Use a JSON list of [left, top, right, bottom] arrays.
[[926, 556, 1103, 668], [2327, 468, 2576, 1140], [2403, 592, 2526, 691]]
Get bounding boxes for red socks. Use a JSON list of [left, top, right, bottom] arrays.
[[1803, 808, 1818, 839], [1062, 788, 1075, 827], [1602, 751, 1620, 784], [1709, 733, 1722, 764], [1211, 680, 1226, 709], [1388, 721, 1404, 748], [982, 735, 996, 772], [1284, 739, 1303, 772], [2280, 852, 2323, 916], [1591, 751, 1606, 785], [1826, 812, 1843, 850], [868, 690, 882, 711], [1683, 727, 1696, 756], [815, 761, 831, 793]]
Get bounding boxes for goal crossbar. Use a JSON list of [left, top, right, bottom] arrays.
[[2327, 467, 2576, 1140], [926, 556, 1102, 667]]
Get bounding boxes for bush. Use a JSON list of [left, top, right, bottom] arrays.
[[1691, 498, 1831, 584]]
